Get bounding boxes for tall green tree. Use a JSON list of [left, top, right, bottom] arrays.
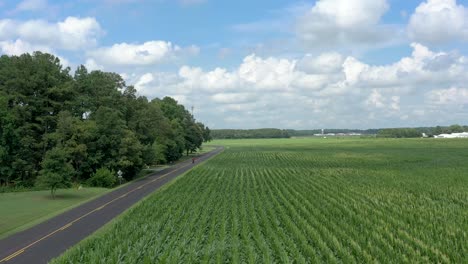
[[36, 148, 74, 198], [0, 52, 72, 186], [0, 52, 211, 190]]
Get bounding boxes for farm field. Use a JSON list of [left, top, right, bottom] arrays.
[[52, 138, 467, 263]]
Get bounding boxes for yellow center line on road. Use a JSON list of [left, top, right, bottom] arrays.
[[59, 223, 72, 231], [0, 160, 197, 263], [1, 250, 24, 262]]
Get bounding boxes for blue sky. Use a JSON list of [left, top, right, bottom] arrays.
[[1, 0, 468, 129]]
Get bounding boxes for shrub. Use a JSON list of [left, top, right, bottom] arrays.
[[87, 168, 116, 188]]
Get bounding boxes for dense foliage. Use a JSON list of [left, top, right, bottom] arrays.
[[377, 128, 422, 138], [414, 124, 468, 136], [378, 125, 468, 138], [87, 168, 116, 188], [52, 138, 467, 263], [211, 128, 290, 139], [0, 52, 210, 189]]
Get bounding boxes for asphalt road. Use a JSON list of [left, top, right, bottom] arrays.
[[0, 147, 223, 264]]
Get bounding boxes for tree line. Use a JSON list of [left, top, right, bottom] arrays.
[[287, 129, 379, 136], [377, 125, 467, 138], [376, 128, 421, 138], [0, 52, 211, 193], [212, 125, 467, 140], [211, 129, 290, 139]]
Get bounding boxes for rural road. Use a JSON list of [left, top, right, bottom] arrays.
[[0, 147, 223, 264]]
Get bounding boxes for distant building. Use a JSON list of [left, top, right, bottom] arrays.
[[434, 132, 468, 138], [313, 132, 362, 137]]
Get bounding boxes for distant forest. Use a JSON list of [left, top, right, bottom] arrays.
[[212, 125, 467, 139], [0, 52, 211, 190], [377, 125, 468, 138], [287, 129, 379, 136], [211, 129, 290, 139]]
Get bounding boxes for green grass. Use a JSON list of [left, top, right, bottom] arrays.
[[0, 187, 109, 239], [0, 145, 213, 240], [52, 138, 467, 263]]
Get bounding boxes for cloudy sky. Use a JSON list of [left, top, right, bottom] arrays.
[[1, 0, 468, 129]]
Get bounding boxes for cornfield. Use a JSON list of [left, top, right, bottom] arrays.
[[52, 138, 468, 263]]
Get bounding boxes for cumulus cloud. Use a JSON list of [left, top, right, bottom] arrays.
[[135, 73, 155, 93], [409, 0, 468, 45], [296, 0, 397, 48], [427, 87, 468, 104], [0, 39, 51, 55], [127, 43, 468, 128], [365, 89, 400, 112], [87, 41, 199, 66], [365, 89, 386, 108], [238, 55, 296, 91], [179, 66, 239, 92], [0, 39, 71, 69], [338, 43, 467, 89], [89, 41, 175, 66], [0, 17, 102, 51], [297, 52, 344, 74], [211, 93, 255, 104], [84, 58, 104, 71]]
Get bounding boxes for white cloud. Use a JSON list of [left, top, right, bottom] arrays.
[[338, 43, 463, 89], [311, 0, 388, 28], [365, 89, 400, 112], [84, 58, 104, 71], [0, 39, 51, 55], [390, 96, 401, 111], [427, 87, 468, 104], [0, 17, 102, 51], [296, 0, 396, 48], [0, 39, 71, 69], [135, 43, 467, 98], [342, 57, 369, 85], [135, 73, 155, 91], [409, 0, 468, 45], [238, 55, 296, 91], [125, 43, 468, 129], [366, 89, 386, 108], [211, 93, 255, 104], [179, 66, 239, 92], [88, 41, 198, 66], [297, 52, 344, 74], [57, 17, 102, 49], [89, 41, 174, 66]]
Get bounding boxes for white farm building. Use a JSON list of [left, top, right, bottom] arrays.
[[434, 132, 468, 138]]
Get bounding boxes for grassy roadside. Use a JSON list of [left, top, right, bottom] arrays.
[[0, 145, 215, 240], [0, 187, 110, 239]]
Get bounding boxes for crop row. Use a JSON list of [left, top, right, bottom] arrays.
[[52, 138, 468, 263]]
